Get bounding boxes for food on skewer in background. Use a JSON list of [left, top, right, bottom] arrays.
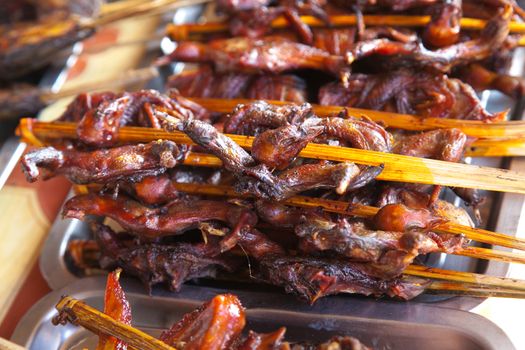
[[53, 269, 373, 349]]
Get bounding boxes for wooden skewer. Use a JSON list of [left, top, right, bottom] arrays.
[[165, 14, 525, 40], [466, 139, 525, 157], [424, 281, 525, 298], [404, 265, 525, 292], [54, 296, 177, 350], [18, 119, 525, 195], [189, 97, 524, 140]]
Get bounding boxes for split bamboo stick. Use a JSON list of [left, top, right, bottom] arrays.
[[166, 14, 525, 40], [18, 119, 525, 195]]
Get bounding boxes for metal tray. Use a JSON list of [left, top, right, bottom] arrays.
[[11, 276, 517, 350], [0, 1, 519, 309]]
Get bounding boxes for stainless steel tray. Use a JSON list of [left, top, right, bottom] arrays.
[[11, 276, 516, 350]]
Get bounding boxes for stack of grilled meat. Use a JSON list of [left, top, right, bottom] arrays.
[[20, 0, 525, 302]]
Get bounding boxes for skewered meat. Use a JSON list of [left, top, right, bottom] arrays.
[[319, 70, 504, 121], [167, 66, 308, 103], [0, 83, 45, 120], [158, 110, 381, 200], [344, 4, 511, 73], [64, 194, 258, 239], [93, 223, 239, 292], [224, 100, 313, 135], [21, 140, 186, 184], [225, 101, 393, 152], [0, 17, 93, 80], [258, 255, 428, 302], [158, 36, 347, 78]]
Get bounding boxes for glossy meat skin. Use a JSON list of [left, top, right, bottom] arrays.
[[319, 71, 503, 121], [423, 0, 462, 48], [21, 140, 185, 184], [167, 67, 308, 103], [160, 294, 246, 350], [63, 194, 258, 239], [94, 223, 238, 292], [77, 90, 173, 147], [98, 269, 131, 350], [160, 37, 346, 77], [258, 255, 428, 303], [345, 4, 511, 73], [372, 203, 445, 232]]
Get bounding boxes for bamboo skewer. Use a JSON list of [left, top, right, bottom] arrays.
[[424, 281, 525, 298], [166, 14, 525, 40], [53, 296, 177, 350], [404, 265, 525, 292], [18, 119, 525, 195], [189, 97, 525, 140]]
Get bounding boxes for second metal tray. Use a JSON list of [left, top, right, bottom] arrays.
[[11, 276, 516, 350]]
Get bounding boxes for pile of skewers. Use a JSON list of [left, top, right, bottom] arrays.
[[53, 269, 372, 349], [15, 0, 525, 302]]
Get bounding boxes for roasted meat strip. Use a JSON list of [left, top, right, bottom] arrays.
[[319, 70, 503, 121], [93, 223, 239, 292], [258, 255, 428, 303], [345, 4, 511, 73], [158, 37, 347, 77], [21, 140, 185, 183], [0, 83, 45, 120], [63, 194, 258, 239]]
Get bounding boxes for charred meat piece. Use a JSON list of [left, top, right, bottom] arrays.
[[93, 223, 238, 292], [423, 0, 462, 48], [77, 90, 173, 147], [319, 71, 503, 121], [235, 328, 288, 350], [224, 100, 313, 136], [296, 215, 439, 276], [345, 4, 511, 73], [246, 74, 308, 104], [258, 255, 428, 302], [160, 294, 246, 349], [0, 83, 45, 120], [63, 194, 258, 239], [159, 37, 346, 77], [167, 66, 308, 103], [21, 140, 185, 183]]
